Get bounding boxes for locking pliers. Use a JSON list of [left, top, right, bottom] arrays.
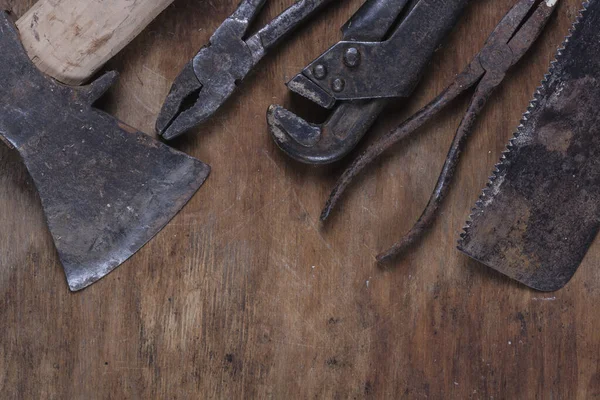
[[268, 0, 471, 164]]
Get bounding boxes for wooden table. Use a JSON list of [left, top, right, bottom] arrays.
[[1, 0, 596, 398]]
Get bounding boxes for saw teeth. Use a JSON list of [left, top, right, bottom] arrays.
[[458, 1, 591, 247]]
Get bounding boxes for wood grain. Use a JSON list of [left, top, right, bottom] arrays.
[[16, 0, 173, 85], [1, 0, 598, 398]]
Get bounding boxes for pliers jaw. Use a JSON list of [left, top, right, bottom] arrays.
[[155, 61, 202, 140], [156, 16, 257, 140], [156, 0, 333, 140]]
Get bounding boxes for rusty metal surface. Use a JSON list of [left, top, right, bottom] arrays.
[[295, 0, 469, 102], [268, 0, 469, 165], [458, 0, 600, 292], [267, 0, 405, 165], [320, 0, 557, 262], [0, 12, 211, 291], [156, 0, 333, 140]]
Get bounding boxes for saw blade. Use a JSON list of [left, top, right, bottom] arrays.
[[457, 1, 600, 291]]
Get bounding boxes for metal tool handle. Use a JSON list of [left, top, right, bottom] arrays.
[[268, 0, 412, 164], [257, 0, 333, 51], [302, 0, 470, 100], [341, 0, 410, 40], [321, 70, 479, 218], [377, 75, 497, 262], [15, 0, 174, 85], [232, 0, 268, 22], [229, 0, 268, 38]]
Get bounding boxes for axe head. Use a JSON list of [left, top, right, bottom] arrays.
[[0, 12, 210, 291]]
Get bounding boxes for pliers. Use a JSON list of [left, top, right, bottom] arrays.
[[320, 0, 559, 262], [267, 0, 470, 164], [156, 0, 334, 140]]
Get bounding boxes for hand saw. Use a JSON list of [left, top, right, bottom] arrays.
[[458, 0, 600, 291], [0, 0, 210, 291]]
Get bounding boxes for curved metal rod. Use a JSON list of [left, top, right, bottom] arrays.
[[377, 75, 496, 262], [268, 99, 387, 164], [321, 69, 479, 220]]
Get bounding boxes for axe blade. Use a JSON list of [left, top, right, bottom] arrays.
[[0, 11, 210, 291]]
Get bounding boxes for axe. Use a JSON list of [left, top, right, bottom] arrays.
[[0, 0, 211, 291]]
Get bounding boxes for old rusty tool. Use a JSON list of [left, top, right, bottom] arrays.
[[268, 0, 470, 164], [321, 0, 558, 263], [459, 0, 600, 292], [156, 0, 335, 140], [0, 1, 210, 291]]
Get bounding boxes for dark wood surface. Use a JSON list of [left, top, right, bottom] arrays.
[[1, 0, 597, 398]]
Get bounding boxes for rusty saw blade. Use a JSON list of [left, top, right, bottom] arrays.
[[457, 0, 600, 292]]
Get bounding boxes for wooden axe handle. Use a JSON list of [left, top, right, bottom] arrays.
[[16, 0, 174, 85]]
